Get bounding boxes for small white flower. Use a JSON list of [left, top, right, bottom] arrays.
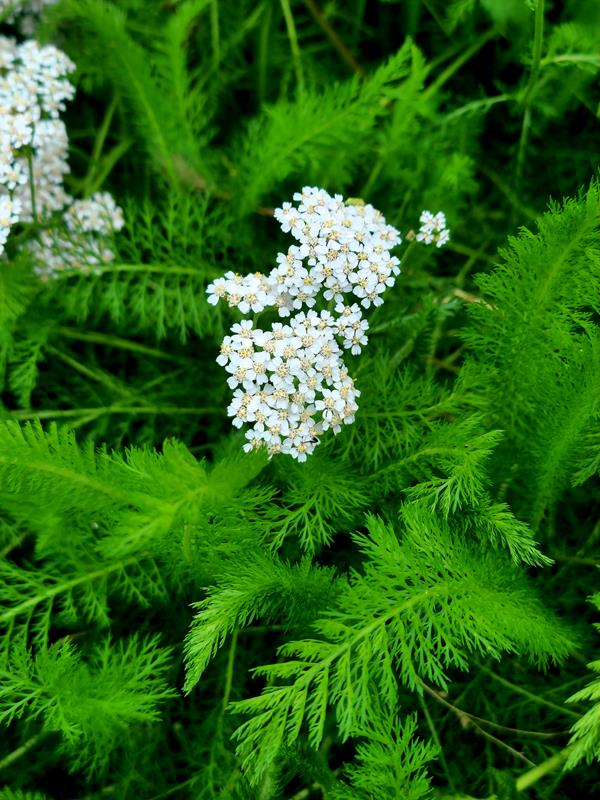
[[416, 210, 450, 248]]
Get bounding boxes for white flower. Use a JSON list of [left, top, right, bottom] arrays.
[[416, 210, 450, 248]]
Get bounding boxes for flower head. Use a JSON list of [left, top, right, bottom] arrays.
[[416, 210, 450, 248], [207, 187, 447, 461]]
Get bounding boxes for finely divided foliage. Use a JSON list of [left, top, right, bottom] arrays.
[[0, 1, 598, 799]]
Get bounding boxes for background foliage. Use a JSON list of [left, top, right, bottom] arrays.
[[0, 0, 599, 798]]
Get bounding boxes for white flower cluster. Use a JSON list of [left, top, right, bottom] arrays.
[[218, 314, 360, 461], [207, 186, 402, 461], [0, 35, 124, 275], [416, 210, 450, 248], [0, 1, 57, 35], [208, 187, 401, 317], [0, 36, 75, 246], [31, 192, 125, 280]]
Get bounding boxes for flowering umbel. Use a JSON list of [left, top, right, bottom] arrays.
[[0, 35, 124, 272], [207, 187, 448, 461]]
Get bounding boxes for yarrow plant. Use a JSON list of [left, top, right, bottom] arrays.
[[31, 191, 125, 279], [0, 35, 75, 246], [0, 3, 598, 798], [0, 34, 123, 273], [207, 187, 448, 460]]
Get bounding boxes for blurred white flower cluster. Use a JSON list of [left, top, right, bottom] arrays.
[[0, 35, 74, 250], [207, 186, 404, 461], [0, 35, 124, 274], [0, 0, 57, 35], [416, 210, 450, 248], [32, 192, 125, 279]]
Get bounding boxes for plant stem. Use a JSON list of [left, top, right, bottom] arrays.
[[417, 692, 456, 790], [5, 405, 222, 421], [302, 0, 364, 76], [0, 732, 46, 771], [58, 326, 190, 363], [421, 683, 568, 738], [258, 0, 272, 104], [480, 667, 580, 720], [27, 149, 37, 222], [423, 28, 496, 100], [210, 0, 221, 69], [222, 629, 238, 712], [280, 0, 304, 91], [515, 0, 545, 192], [515, 746, 572, 792], [83, 93, 118, 198], [522, 0, 545, 108]]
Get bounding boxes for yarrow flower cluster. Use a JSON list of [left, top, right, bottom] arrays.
[[31, 192, 125, 279], [208, 187, 402, 317], [208, 187, 405, 460], [208, 187, 450, 461], [0, 35, 75, 245], [416, 210, 450, 248], [0, 35, 124, 274], [218, 314, 360, 461]]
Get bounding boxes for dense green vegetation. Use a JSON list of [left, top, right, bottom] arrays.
[[0, 0, 598, 798]]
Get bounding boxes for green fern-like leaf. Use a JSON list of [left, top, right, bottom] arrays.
[[184, 553, 338, 692], [232, 510, 573, 782], [464, 182, 600, 527], [232, 40, 424, 214], [47, 194, 227, 342], [331, 710, 436, 800], [0, 635, 174, 776], [47, 0, 212, 184]]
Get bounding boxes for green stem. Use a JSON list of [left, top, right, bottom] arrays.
[[5, 405, 222, 422], [222, 629, 239, 712], [522, 0, 545, 108], [515, 0, 545, 192], [417, 692, 456, 791], [423, 28, 496, 100], [280, 0, 304, 91], [445, 241, 496, 265], [83, 94, 118, 197], [85, 138, 133, 197], [27, 150, 37, 222], [0, 732, 46, 771], [58, 326, 190, 363], [444, 93, 512, 122], [480, 667, 580, 720], [210, 0, 221, 69], [515, 746, 572, 792], [257, 0, 272, 104], [47, 345, 125, 392], [302, 0, 363, 76]]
